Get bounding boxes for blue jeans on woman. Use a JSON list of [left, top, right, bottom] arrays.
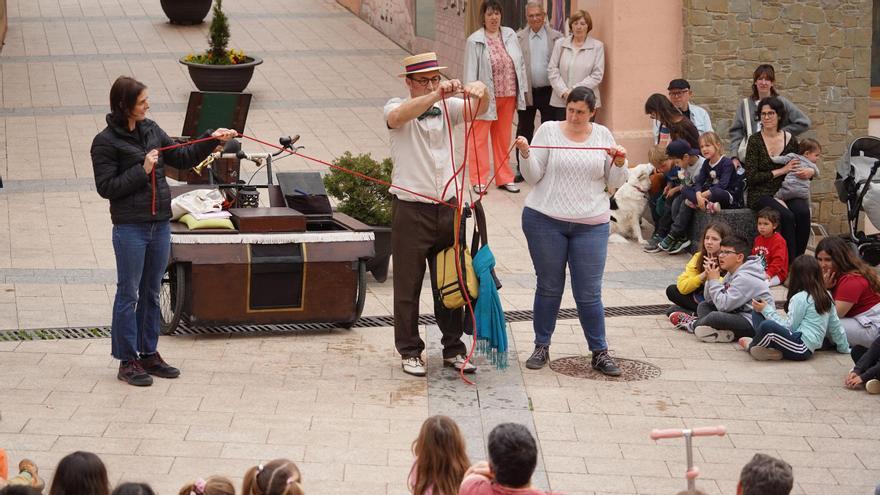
[[522, 207, 609, 351], [111, 221, 171, 361]]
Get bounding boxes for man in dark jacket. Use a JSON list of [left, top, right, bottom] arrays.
[[91, 75, 236, 386]]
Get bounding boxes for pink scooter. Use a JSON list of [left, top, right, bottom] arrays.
[[650, 426, 727, 493]]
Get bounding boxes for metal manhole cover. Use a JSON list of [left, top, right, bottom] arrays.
[[549, 356, 661, 381]]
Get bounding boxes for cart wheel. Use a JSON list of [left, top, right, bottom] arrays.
[[339, 260, 367, 329], [160, 263, 186, 335]]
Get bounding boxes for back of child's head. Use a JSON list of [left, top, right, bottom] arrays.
[[49, 451, 110, 495], [179, 476, 236, 495], [242, 459, 303, 495], [720, 234, 751, 258], [675, 490, 708, 495], [487, 423, 537, 488], [699, 131, 723, 154], [739, 453, 793, 495], [0, 487, 42, 495], [411, 415, 470, 495], [786, 255, 833, 314], [756, 208, 780, 230], [798, 138, 821, 156], [647, 145, 669, 168], [112, 483, 156, 495]]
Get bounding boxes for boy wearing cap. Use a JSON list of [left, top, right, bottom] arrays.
[[385, 53, 489, 377], [652, 79, 713, 143], [645, 139, 704, 253], [657, 139, 705, 254]]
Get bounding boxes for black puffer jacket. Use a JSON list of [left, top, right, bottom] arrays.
[[91, 115, 218, 224]]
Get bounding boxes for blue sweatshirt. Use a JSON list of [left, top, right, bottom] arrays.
[[690, 155, 734, 198], [760, 291, 850, 353]]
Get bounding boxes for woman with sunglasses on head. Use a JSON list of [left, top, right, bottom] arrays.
[[729, 64, 810, 169], [743, 95, 812, 262], [463, 0, 528, 195]]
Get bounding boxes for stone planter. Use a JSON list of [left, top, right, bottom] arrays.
[[366, 226, 391, 283], [180, 56, 263, 93], [161, 0, 213, 25]]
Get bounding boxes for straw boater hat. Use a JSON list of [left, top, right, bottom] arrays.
[[399, 52, 447, 77]]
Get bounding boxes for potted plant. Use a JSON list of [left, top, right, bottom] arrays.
[[161, 0, 213, 25], [324, 152, 393, 283], [179, 0, 262, 92]]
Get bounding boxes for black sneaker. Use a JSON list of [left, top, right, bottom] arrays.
[[514, 174, 525, 183], [643, 235, 662, 253], [525, 345, 550, 369], [591, 350, 621, 377], [138, 352, 181, 379], [118, 360, 153, 386]]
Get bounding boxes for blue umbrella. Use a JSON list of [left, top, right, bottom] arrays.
[[471, 245, 508, 369]]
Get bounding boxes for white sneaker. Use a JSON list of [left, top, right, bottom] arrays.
[[866, 379, 880, 394], [401, 357, 427, 377], [443, 354, 477, 374], [694, 326, 735, 343], [737, 337, 752, 350]]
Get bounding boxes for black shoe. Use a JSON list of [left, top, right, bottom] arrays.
[[591, 350, 621, 377], [514, 174, 525, 183], [118, 360, 153, 386], [525, 345, 550, 369], [138, 352, 181, 379]]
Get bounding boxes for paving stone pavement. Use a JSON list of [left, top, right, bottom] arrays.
[[1, 0, 878, 494]]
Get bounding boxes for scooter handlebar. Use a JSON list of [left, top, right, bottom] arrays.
[[650, 426, 726, 440]]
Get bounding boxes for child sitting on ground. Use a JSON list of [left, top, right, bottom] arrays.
[[658, 134, 734, 254], [771, 137, 821, 205], [178, 476, 235, 495], [752, 208, 788, 287], [0, 452, 43, 493], [459, 423, 559, 495], [846, 334, 880, 394], [242, 460, 303, 495], [666, 221, 732, 318], [672, 235, 774, 343], [112, 483, 155, 495], [737, 453, 793, 495], [740, 255, 849, 361], [656, 139, 706, 254], [409, 415, 470, 495], [50, 451, 110, 495]]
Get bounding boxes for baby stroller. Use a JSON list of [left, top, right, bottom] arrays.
[[836, 136, 880, 265]]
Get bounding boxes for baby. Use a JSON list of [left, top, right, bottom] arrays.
[[771, 138, 821, 204]]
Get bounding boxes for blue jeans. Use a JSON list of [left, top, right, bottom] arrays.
[[522, 207, 609, 351], [111, 222, 171, 361]]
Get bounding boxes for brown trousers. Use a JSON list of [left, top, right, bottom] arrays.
[[392, 197, 466, 359]]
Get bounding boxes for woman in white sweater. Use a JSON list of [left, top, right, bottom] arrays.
[[514, 86, 627, 376]]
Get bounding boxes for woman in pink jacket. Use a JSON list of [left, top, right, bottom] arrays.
[[547, 9, 605, 121]]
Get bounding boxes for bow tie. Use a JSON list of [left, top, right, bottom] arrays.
[[418, 107, 442, 120]]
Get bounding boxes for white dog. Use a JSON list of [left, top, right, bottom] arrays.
[[611, 163, 654, 244]]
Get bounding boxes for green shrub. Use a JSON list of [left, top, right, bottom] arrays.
[[323, 152, 394, 227]]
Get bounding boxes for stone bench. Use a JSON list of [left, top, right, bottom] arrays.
[[688, 208, 757, 253]]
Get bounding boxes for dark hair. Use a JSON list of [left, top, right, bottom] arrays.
[[242, 459, 303, 495], [698, 220, 732, 265], [755, 96, 787, 128], [720, 234, 751, 258], [816, 236, 880, 293], [0, 487, 42, 495], [487, 423, 537, 488], [108, 76, 147, 129], [739, 453, 793, 495], [49, 451, 111, 495], [756, 207, 780, 228], [480, 0, 503, 25], [567, 86, 597, 112], [751, 64, 779, 100], [111, 484, 155, 495], [785, 255, 833, 314], [644, 93, 682, 127], [799, 138, 821, 155]]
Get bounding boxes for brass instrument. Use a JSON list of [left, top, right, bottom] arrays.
[[193, 153, 216, 176]]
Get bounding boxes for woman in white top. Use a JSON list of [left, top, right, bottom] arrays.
[[514, 86, 627, 376], [547, 9, 605, 121]]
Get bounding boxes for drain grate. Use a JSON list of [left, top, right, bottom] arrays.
[[0, 304, 671, 341], [550, 356, 662, 381]]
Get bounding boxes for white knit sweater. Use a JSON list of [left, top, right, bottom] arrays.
[[521, 121, 626, 221]]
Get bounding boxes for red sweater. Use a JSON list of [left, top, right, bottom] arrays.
[[752, 232, 788, 283]]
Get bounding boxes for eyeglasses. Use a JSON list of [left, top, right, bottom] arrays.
[[409, 76, 442, 87], [668, 91, 688, 97], [717, 250, 737, 257], [527, 13, 545, 18], [760, 111, 777, 118]]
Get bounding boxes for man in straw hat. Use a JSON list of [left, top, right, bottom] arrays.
[[385, 52, 488, 377]]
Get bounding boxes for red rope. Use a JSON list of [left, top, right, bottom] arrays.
[[157, 135, 218, 152], [151, 166, 157, 215]]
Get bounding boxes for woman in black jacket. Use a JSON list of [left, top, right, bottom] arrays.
[[91, 76, 235, 386]]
